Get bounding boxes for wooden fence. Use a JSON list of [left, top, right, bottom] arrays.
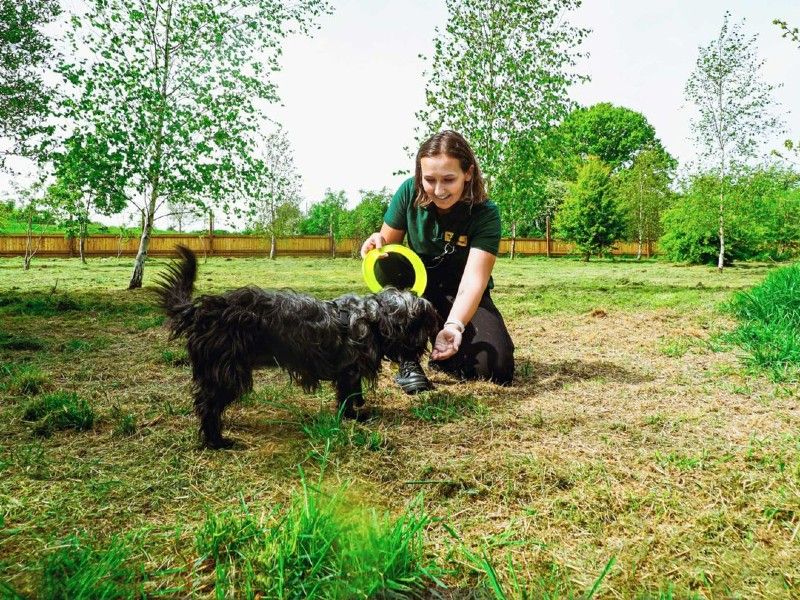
[[0, 233, 654, 258]]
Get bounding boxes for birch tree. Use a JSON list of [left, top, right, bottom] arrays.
[[614, 147, 675, 259], [58, 0, 329, 288], [246, 126, 302, 259], [685, 12, 780, 271], [416, 0, 588, 193]]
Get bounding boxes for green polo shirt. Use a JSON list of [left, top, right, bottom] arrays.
[[384, 177, 501, 256], [383, 176, 501, 290]]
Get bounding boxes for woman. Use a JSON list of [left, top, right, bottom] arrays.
[[360, 130, 514, 393]]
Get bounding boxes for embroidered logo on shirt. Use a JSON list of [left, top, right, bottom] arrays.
[[444, 231, 468, 247]]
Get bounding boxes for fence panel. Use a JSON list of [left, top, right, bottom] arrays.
[[0, 234, 657, 258]]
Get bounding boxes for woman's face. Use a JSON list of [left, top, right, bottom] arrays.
[[420, 154, 473, 213]]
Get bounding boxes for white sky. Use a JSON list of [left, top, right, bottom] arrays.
[[2, 0, 799, 222]]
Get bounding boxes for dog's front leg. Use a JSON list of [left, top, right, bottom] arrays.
[[335, 368, 365, 421]]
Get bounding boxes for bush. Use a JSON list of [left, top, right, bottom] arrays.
[[660, 168, 800, 265]]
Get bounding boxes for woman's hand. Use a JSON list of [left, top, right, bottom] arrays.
[[431, 323, 463, 361], [360, 233, 386, 258]]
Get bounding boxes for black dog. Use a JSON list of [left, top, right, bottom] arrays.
[[156, 246, 440, 449]]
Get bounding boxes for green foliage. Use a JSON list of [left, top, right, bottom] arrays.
[[299, 189, 347, 236], [555, 157, 624, 260], [0, 0, 60, 164], [23, 391, 95, 436], [613, 146, 676, 251], [728, 263, 800, 379], [338, 189, 390, 242], [245, 126, 303, 243], [494, 130, 565, 238], [194, 480, 437, 598], [660, 168, 800, 264], [416, 0, 588, 191], [37, 535, 143, 599], [556, 103, 663, 175]]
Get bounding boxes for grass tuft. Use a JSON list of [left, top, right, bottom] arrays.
[[411, 390, 487, 423], [195, 477, 438, 598], [22, 391, 95, 436], [2, 364, 50, 396], [728, 263, 800, 379], [37, 535, 144, 600]]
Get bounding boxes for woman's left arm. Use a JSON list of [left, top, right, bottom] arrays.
[[430, 248, 496, 360]]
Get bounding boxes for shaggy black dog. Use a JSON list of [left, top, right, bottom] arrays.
[[156, 246, 440, 449]]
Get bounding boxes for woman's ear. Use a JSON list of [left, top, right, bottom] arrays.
[[465, 165, 474, 182]]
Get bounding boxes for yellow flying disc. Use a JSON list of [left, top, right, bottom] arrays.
[[362, 244, 427, 296]]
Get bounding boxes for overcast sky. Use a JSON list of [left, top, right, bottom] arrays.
[[2, 0, 799, 223]]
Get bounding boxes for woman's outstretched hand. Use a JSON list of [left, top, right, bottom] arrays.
[[431, 325, 462, 361]]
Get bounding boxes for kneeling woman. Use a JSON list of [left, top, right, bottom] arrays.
[[360, 130, 514, 393]]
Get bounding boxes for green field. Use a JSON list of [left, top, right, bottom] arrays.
[[1, 255, 798, 598]]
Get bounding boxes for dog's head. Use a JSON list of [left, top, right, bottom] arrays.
[[371, 288, 441, 362]]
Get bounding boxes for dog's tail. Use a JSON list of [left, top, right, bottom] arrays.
[[155, 245, 198, 337]]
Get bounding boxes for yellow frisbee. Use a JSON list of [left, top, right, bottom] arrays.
[[362, 244, 427, 296]]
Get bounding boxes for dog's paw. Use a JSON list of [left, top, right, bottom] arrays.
[[205, 436, 236, 450]]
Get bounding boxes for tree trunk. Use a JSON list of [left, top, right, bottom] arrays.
[[717, 193, 725, 272], [79, 223, 87, 264], [270, 233, 276, 260], [636, 229, 643, 260], [129, 199, 156, 289], [329, 222, 335, 259], [510, 220, 517, 260], [546, 213, 552, 258], [24, 213, 33, 270]]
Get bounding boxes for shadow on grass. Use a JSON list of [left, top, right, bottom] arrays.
[[516, 359, 651, 390]]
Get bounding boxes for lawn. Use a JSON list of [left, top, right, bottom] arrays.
[[1, 254, 798, 598]]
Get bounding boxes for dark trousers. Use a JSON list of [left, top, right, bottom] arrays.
[[424, 286, 514, 385]]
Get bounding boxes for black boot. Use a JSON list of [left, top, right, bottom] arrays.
[[394, 360, 434, 395]]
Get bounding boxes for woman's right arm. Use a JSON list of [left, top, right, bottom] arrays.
[[360, 223, 405, 258]]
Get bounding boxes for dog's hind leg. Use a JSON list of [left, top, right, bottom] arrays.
[[335, 368, 365, 421], [194, 384, 237, 449], [193, 359, 254, 449]]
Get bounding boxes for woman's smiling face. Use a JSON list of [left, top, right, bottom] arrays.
[[420, 154, 473, 213]]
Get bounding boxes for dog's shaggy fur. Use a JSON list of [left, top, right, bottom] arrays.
[[156, 246, 440, 448]]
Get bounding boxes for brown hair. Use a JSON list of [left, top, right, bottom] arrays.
[[413, 130, 487, 208]]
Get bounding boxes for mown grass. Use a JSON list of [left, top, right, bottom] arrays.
[[1, 254, 798, 598]]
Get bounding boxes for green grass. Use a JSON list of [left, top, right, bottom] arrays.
[[194, 475, 438, 599], [22, 391, 95, 436], [1, 254, 799, 598], [36, 535, 145, 600], [411, 390, 487, 423], [728, 262, 800, 380]]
